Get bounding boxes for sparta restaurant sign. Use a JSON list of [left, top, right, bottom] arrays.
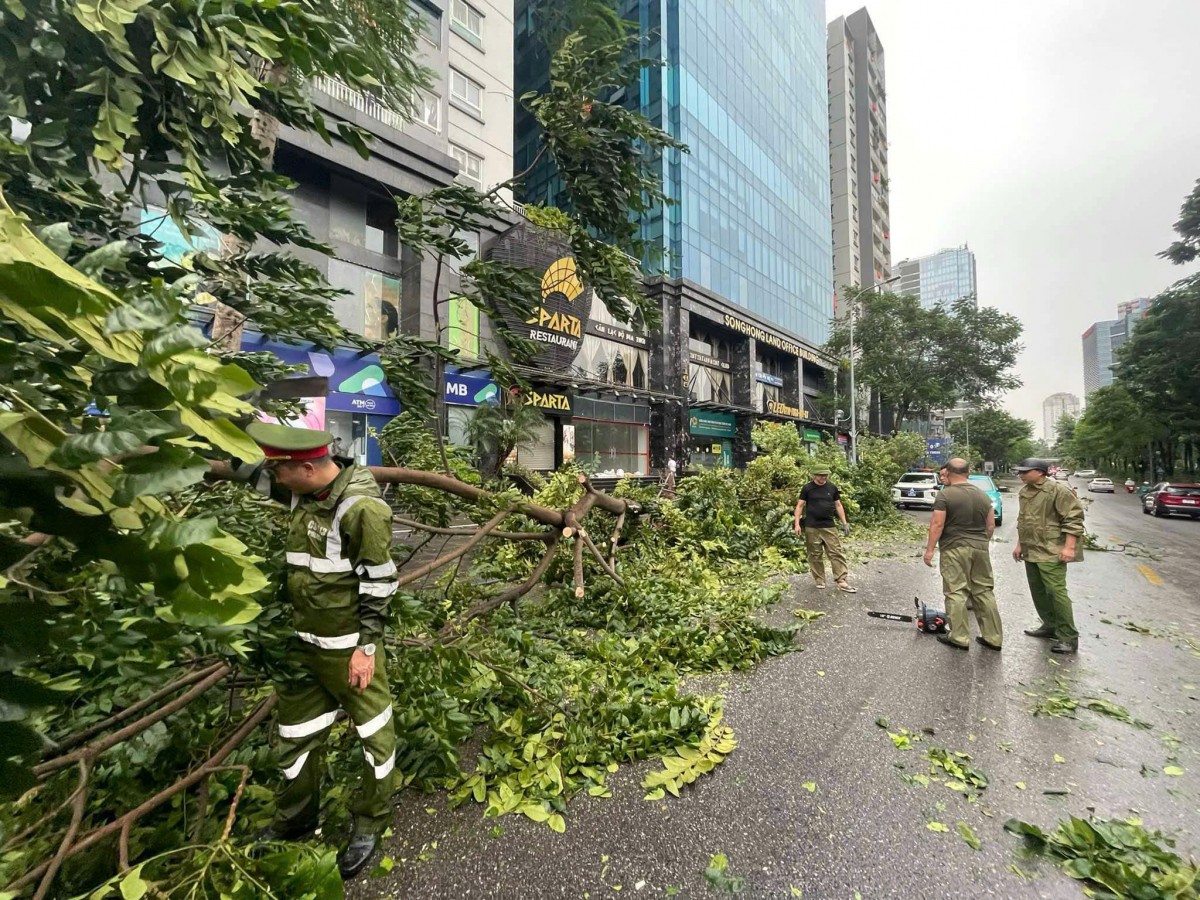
[[487, 222, 593, 371]]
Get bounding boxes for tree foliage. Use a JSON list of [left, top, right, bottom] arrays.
[[947, 407, 1035, 470], [1070, 177, 1200, 477], [826, 292, 1023, 428]]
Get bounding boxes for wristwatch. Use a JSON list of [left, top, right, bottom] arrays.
[[358, 643, 376, 657]]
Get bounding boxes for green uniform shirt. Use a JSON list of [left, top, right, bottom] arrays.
[[933, 482, 992, 551], [1016, 477, 1086, 563], [237, 460, 397, 648]]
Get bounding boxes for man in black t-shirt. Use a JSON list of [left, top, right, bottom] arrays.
[[793, 467, 855, 592]]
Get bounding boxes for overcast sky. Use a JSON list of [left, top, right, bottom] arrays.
[[824, 0, 1200, 440]]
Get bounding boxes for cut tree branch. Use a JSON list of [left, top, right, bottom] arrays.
[[394, 509, 510, 588], [9, 697, 277, 893], [439, 534, 562, 633]]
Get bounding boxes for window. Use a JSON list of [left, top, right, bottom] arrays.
[[410, 1, 441, 48], [450, 69, 483, 117], [450, 144, 484, 190], [328, 259, 400, 340], [451, 0, 483, 46], [417, 92, 440, 132]]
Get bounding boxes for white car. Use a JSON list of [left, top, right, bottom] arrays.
[[893, 472, 941, 509], [1088, 478, 1115, 493], [1075, 469, 1097, 478]]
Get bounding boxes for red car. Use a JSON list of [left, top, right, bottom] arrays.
[[1142, 483, 1200, 519]]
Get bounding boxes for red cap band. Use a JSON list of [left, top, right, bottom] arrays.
[[258, 445, 329, 461]]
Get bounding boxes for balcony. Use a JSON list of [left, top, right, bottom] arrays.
[[312, 76, 410, 134]]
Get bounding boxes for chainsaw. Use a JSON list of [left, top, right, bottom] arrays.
[[867, 597, 948, 634]]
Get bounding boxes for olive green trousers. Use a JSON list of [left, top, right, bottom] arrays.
[[940, 545, 1003, 648], [1024, 561, 1079, 642], [273, 643, 396, 836], [804, 526, 849, 585]]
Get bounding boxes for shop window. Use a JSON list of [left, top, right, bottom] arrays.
[[575, 419, 648, 476]]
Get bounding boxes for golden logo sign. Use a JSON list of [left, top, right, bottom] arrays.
[[527, 256, 585, 341]]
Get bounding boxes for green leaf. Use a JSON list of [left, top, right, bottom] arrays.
[[119, 865, 148, 900], [956, 821, 982, 850], [547, 814, 566, 833], [1163, 765, 1184, 777], [927, 822, 949, 833], [370, 856, 395, 877], [141, 323, 208, 368], [801, 782, 816, 793]]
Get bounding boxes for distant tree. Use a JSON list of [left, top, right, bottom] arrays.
[[1054, 414, 1078, 458], [827, 291, 1023, 429], [946, 407, 1034, 470]]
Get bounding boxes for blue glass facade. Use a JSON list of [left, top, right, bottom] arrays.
[[666, 0, 833, 343], [514, 0, 834, 346]]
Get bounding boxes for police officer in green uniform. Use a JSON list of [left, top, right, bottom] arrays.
[[239, 422, 398, 877], [1012, 458, 1085, 654]]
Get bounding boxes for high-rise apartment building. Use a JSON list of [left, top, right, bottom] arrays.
[[513, 0, 838, 468], [1081, 297, 1155, 398], [827, 7, 890, 308], [1042, 392, 1081, 443], [897, 245, 978, 309], [1082, 320, 1119, 397]]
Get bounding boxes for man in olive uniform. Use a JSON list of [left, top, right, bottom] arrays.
[[923, 457, 1002, 651], [793, 466, 856, 592], [239, 422, 398, 877], [1012, 457, 1086, 654]]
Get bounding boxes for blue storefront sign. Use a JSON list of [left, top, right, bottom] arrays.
[[926, 437, 947, 462], [444, 369, 499, 407], [240, 332, 401, 417]]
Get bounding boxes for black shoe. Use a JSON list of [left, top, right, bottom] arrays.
[[975, 637, 1002, 651], [1023, 625, 1055, 639], [1050, 639, 1078, 654], [337, 833, 379, 879], [937, 635, 969, 651]]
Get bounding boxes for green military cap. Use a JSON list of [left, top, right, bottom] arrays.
[[245, 421, 334, 460], [811, 466, 832, 476]]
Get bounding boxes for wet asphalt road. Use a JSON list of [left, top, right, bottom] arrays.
[[357, 483, 1200, 900]]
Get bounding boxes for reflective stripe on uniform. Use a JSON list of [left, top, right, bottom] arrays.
[[359, 581, 398, 598], [296, 631, 360, 650], [286, 552, 354, 573], [356, 705, 393, 739], [357, 561, 397, 579], [279, 710, 339, 739], [282, 750, 311, 780], [364, 749, 396, 780], [327, 496, 391, 565]]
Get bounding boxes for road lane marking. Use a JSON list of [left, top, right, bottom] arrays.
[[1136, 564, 1164, 586]]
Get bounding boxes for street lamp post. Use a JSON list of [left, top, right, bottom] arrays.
[[847, 275, 901, 464]]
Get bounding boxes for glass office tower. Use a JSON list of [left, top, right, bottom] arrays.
[[514, 0, 833, 345]]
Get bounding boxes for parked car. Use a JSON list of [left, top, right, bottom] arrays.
[[1142, 483, 1200, 519], [968, 474, 1003, 526], [1087, 478, 1115, 493], [1075, 469, 1097, 478], [893, 472, 940, 509]]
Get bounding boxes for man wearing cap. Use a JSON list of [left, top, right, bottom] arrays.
[[235, 422, 398, 877], [923, 457, 1001, 651], [1012, 457, 1086, 654], [793, 466, 856, 592]]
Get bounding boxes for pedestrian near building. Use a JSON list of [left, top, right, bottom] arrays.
[[923, 457, 1001, 651], [1012, 457, 1086, 654], [793, 466, 856, 592], [237, 422, 399, 878]]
